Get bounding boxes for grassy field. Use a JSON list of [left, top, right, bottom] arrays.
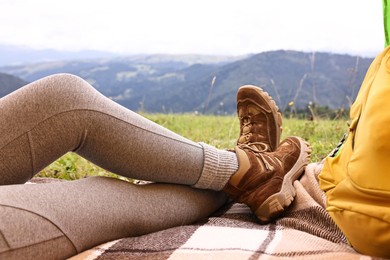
[[36, 113, 348, 181]]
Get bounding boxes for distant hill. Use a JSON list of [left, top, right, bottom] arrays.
[[0, 72, 28, 97], [159, 50, 373, 114], [0, 50, 374, 114]]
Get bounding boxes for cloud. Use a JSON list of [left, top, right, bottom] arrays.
[[0, 0, 384, 56]]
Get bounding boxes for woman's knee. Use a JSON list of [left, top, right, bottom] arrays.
[[28, 73, 103, 112], [39, 73, 96, 99]]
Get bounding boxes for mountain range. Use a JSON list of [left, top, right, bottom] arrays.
[[0, 50, 374, 114]]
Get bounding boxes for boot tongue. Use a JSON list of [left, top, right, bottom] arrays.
[[229, 147, 251, 186], [231, 146, 266, 187]]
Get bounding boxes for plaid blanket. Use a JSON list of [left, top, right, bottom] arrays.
[[68, 162, 376, 260]]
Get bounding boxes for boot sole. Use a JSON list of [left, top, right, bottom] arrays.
[[237, 85, 283, 150], [254, 137, 311, 222]]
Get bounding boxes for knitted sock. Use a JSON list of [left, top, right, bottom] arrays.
[[192, 143, 238, 191]]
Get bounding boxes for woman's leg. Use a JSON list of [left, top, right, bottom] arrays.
[[0, 73, 233, 259], [0, 177, 227, 259], [0, 73, 237, 187]]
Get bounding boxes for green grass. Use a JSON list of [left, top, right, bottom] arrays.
[[35, 114, 348, 181]]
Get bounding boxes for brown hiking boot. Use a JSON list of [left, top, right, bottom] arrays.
[[223, 136, 310, 222], [236, 85, 282, 152]]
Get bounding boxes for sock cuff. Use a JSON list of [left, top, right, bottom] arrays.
[[192, 142, 238, 191]]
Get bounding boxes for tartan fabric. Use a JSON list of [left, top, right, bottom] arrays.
[[70, 162, 376, 260]]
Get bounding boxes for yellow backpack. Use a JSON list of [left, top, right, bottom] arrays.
[[319, 47, 390, 257]]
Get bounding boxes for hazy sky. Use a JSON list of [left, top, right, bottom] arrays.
[[0, 0, 385, 57]]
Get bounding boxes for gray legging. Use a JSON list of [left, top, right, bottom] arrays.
[[0, 74, 230, 259]]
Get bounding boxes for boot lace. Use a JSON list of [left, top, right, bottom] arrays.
[[237, 142, 278, 171]]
